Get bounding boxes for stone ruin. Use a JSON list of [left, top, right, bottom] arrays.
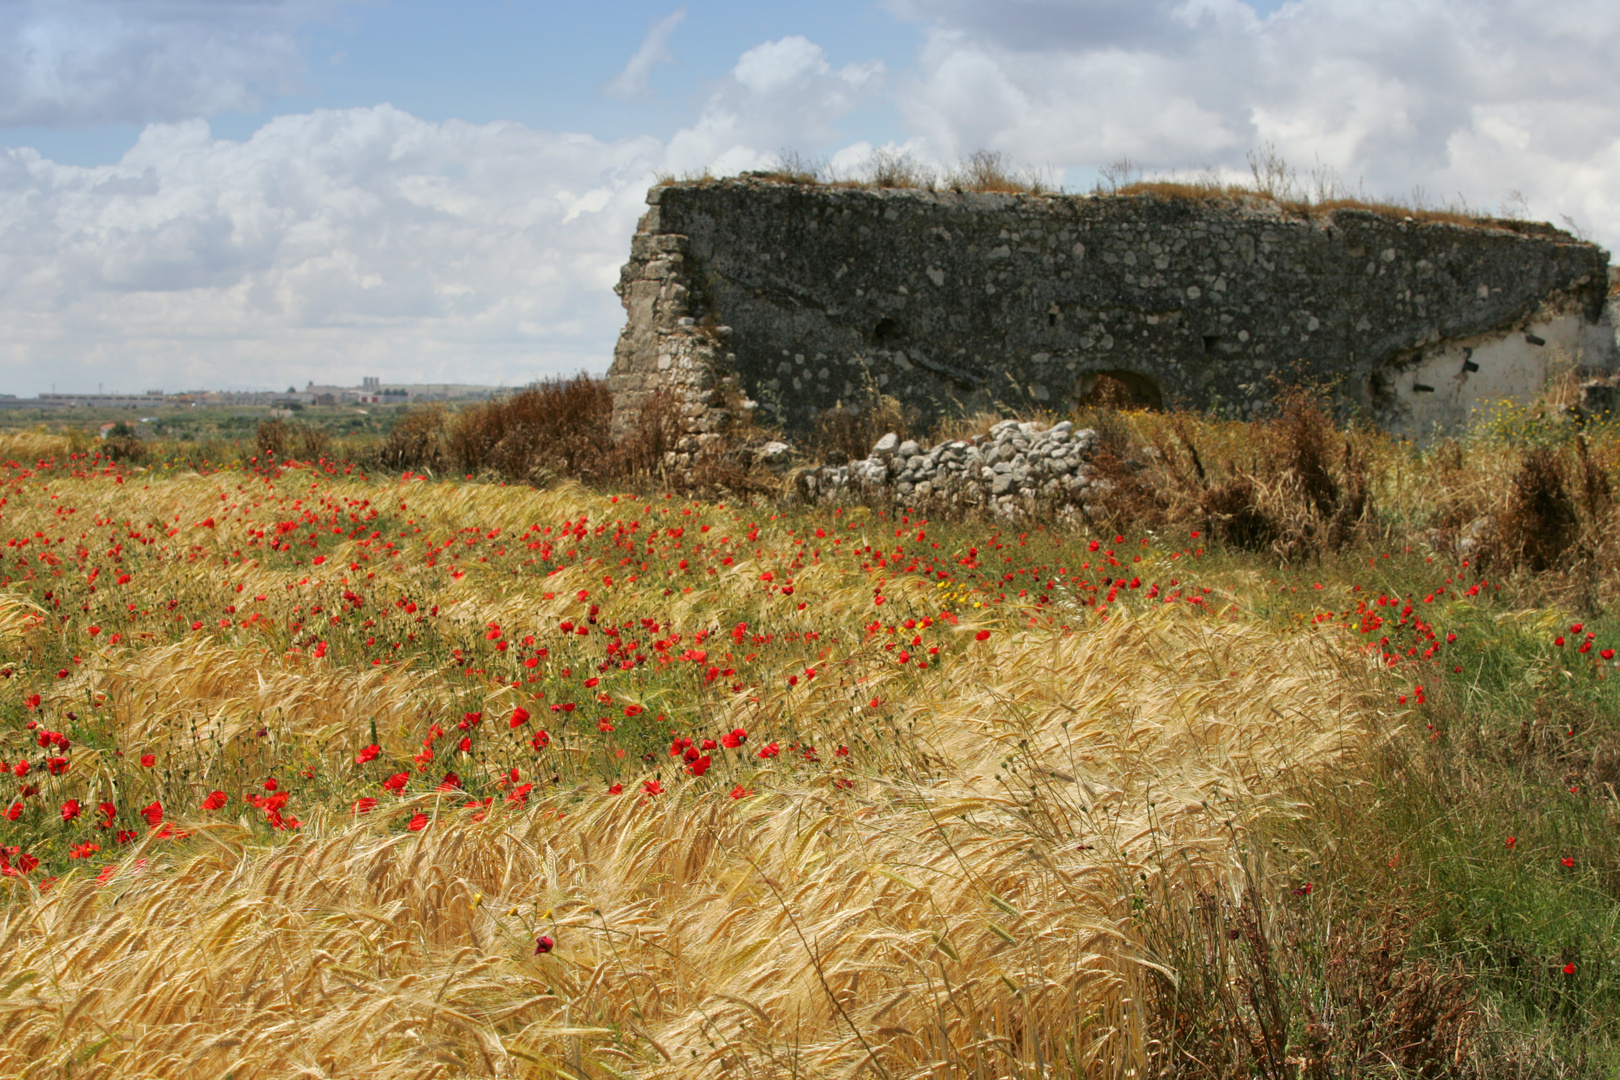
[[608, 175, 1618, 462], [604, 176, 1620, 513], [794, 419, 1100, 517]]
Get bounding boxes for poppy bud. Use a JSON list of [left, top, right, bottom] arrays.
[[535, 935, 555, 954]]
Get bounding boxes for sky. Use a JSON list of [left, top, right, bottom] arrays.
[[0, 0, 1616, 396]]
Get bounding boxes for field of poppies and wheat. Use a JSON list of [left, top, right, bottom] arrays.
[[0, 414, 1618, 1080]]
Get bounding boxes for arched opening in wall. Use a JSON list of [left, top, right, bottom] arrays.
[[871, 318, 904, 346], [1075, 370, 1163, 410]]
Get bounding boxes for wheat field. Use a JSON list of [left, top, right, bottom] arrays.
[[0, 435, 1388, 1078]]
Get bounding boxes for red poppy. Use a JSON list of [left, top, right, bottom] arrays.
[[356, 743, 381, 764], [61, 799, 81, 822], [353, 797, 378, 813], [509, 705, 531, 728], [1564, 962, 1577, 975], [641, 779, 664, 796], [534, 934, 555, 954], [139, 754, 155, 768], [407, 812, 429, 831], [201, 791, 227, 811], [721, 728, 747, 748], [141, 800, 163, 827], [607, 782, 623, 794], [975, 630, 991, 641], [1561, 856, 1575, 868]]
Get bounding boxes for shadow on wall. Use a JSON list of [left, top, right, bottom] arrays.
[[1076, 372, 1164, 411]]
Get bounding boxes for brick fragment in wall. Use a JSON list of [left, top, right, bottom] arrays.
[[608, 177, 1618, 441]]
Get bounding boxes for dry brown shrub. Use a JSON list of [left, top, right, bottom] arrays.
[[101, 422, 146, 464], [614, 386, 683, 479], [1201, 474, 1275, 550], [377, 401, 449, 472], [1494, 446, 1580, 572], [1268, 389, 1372, 557], [945, 150, 1047, 194], [256, 417, 332, 462], [446, 374, 614, 482], [755, 149, 1048, 195], [255, 417, 289, 458], [1078, 391, 1372, 561], [863, 147, 934, 190]]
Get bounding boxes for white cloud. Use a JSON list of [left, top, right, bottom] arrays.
[[0, 107, 666, 394], [664, 36, 882, 173], [604, 8, 687, 101], [0, 0, 348, 127], [888, 0, 1620, 250], [0, 43, 893, 396]]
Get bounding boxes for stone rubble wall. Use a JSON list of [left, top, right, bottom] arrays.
[[794, 419, 1099, 516], [608, 177, 1616, 442]]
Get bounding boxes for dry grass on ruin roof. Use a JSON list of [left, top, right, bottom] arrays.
[[1110, 180, 1506, 229]]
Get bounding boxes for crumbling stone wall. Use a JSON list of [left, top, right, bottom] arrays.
[[609, 176, 1615, 441], [796, 420, 1101, 517]]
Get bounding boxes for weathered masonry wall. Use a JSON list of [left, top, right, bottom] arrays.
[[608, 177, 1617, 440]]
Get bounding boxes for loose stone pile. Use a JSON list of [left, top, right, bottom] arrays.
[[793, 419, 1099, 515]]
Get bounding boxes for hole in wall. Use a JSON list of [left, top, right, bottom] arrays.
[[1075, 370, 1164, 410], [871, 318, 904, 345]]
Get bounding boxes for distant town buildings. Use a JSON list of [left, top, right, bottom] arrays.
[[0, 378, 505, 410]]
